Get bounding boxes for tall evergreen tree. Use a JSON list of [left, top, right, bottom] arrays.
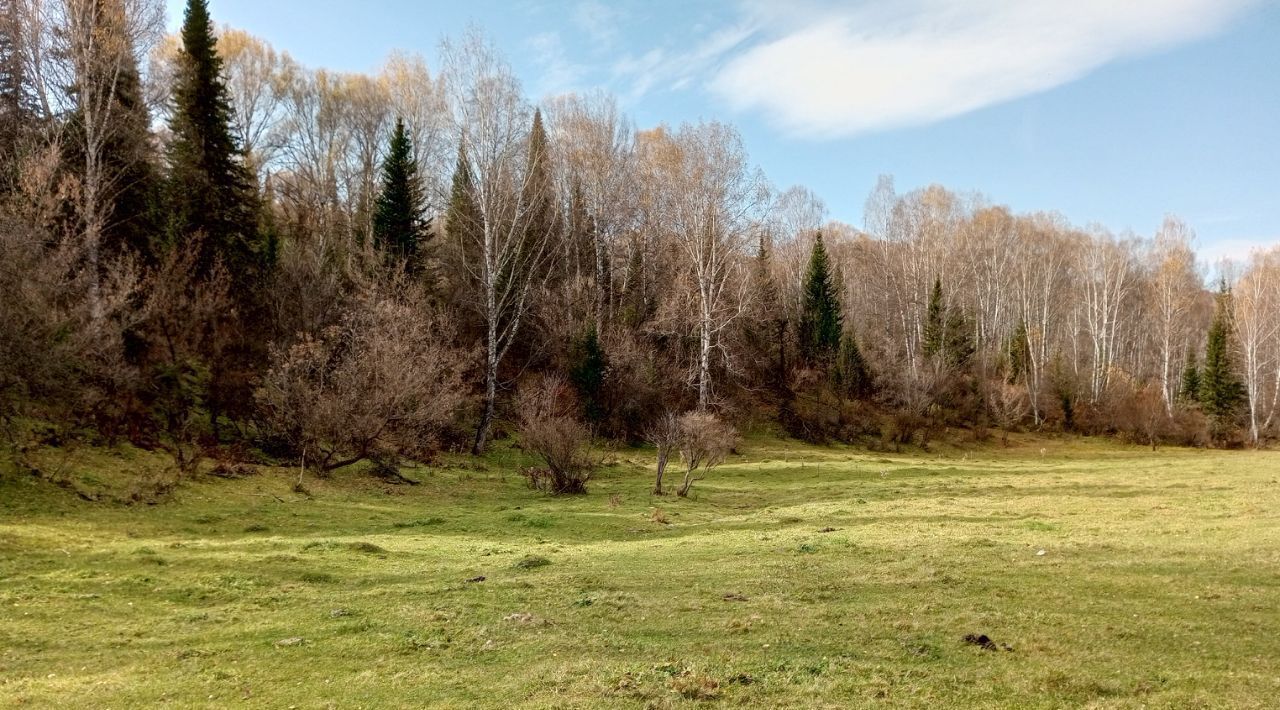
[[1199, 287, 1243, 421], [922, 277, 974, 369], [0, 2, 35, 191], [165, 0, 264, 278], [944, 302, 975, 369], [798, 232, 842, 364], [519, 109, 559, 269], [1179, 347, 1201, 403], [1008, 320, 1030, 383], [372, 117, 427, 271], [835, 329, 872, 399], [923, 277, 945, 359], [752, 235, 788, 390], [445, 144, 481, 254], [569, 325, 608, 424]]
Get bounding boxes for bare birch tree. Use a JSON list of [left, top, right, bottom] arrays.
[[1149, 216, 1200, 413], [652, 121, 766, 409], [441, 30, 557, 453], [1233, 247, 1280, 443]]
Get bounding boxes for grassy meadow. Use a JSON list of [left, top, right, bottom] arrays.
[[1, 436, 1278, 708]]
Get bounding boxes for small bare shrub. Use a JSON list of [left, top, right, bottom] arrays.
[[675, 411, 737, 498], [517, 376, 594, 495], [644, 411, 680, 495], [989, 381, 1030, 446]]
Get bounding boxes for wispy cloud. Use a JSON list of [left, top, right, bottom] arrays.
[[1198, 236, 1280, 266], [573, 1, 623, 49], [708, 0, 1259, 138], [611, 21, 757, 103], [526, 32, 588, 98]]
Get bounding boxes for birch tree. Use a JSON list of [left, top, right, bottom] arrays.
[[441, 31, 557, 453], [50, 0, 162, 312], [1149, 216, 1200, 413], [1233, 247, 1280, 443], [655, 121, 766, 409], [1079, 230, 1137, 403]]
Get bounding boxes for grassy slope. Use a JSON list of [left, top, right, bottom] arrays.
[[1, 436, 1278, 708]]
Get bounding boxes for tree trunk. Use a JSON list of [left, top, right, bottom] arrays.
[[677, 467, 696, 497], [653, 448, 668, 495], [698, 314, 712, 410], [472, 359, 497, 455]]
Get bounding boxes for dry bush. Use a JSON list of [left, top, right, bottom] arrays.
[[256, 280, 467, 477], [1169, 406, 1211, 448], [132, 242, 232, 472], [266, 228, 349, 346], [517, 375, 594, 495], [0, 147, 144, 454], [644, 411, 680, 495], [988, 381, 1030, 445], [676, 411, 737, 497]]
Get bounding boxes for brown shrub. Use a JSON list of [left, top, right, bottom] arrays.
[[517, 376, 594, 495], [675, 411, 737, 498], [256, 279, 466, 476]]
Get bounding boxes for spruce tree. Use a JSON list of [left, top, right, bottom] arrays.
[[165, 0, 263, 279], [372, 117, 427, 271], [1179, 347, 1201, 403], [569, 325, 608, 424], [445, 143, 482, 248], [753, 235, 787, 390], [1199, 288, 1243, 422], [619, 244, 647, 327], [944, 303, 975, 369], [1008, 320, 1030, 383], [922, 277, 973, 369], [923, 277, 945, 359], [0, 3, 35, 191], [798, 232, 842, 364], [835, 329, 872, 399], [520, 109, 559, 267]]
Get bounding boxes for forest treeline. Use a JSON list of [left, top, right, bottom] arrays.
[[2, 0, 1278, 492]]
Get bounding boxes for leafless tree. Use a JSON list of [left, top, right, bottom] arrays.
[[42, 0, 161, 317], [1233, 247, 1280, 444], [440, 30, 557, 453], [1149, 216, 1201, 413], [675, 411, 737, 497], [255, 278, 467, 477], [650, 121, 767, 409], [516, 375, 594, 494], [644, 411, 680, 495]]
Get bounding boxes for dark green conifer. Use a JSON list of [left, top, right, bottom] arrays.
[[835, 329, 872, 399], [1008, 321, 1030, 383], [165, 0, 264, 278], [798, 232, 842, 364], [445, 143, 481, 253], [922, 277, 973, 369], [372, 117, 428, 271], [1199, 286, 1243, 422], [1179, 347, 1201, 403], [569, 325, 608, 424], [923, 278, 945, 359]]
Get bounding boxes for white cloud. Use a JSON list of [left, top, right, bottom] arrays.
[[527, 32, 588, 97], [611, 21, 757, 102], [1198, 236, 1280, 266], [709, 0, 1259, 138], [574, 1, 622, 48]]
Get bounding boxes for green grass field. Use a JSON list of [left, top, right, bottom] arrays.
[[2, 436, 1278, 708]]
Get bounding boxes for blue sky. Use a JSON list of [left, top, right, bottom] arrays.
[[167, 0, 1280, 261]]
